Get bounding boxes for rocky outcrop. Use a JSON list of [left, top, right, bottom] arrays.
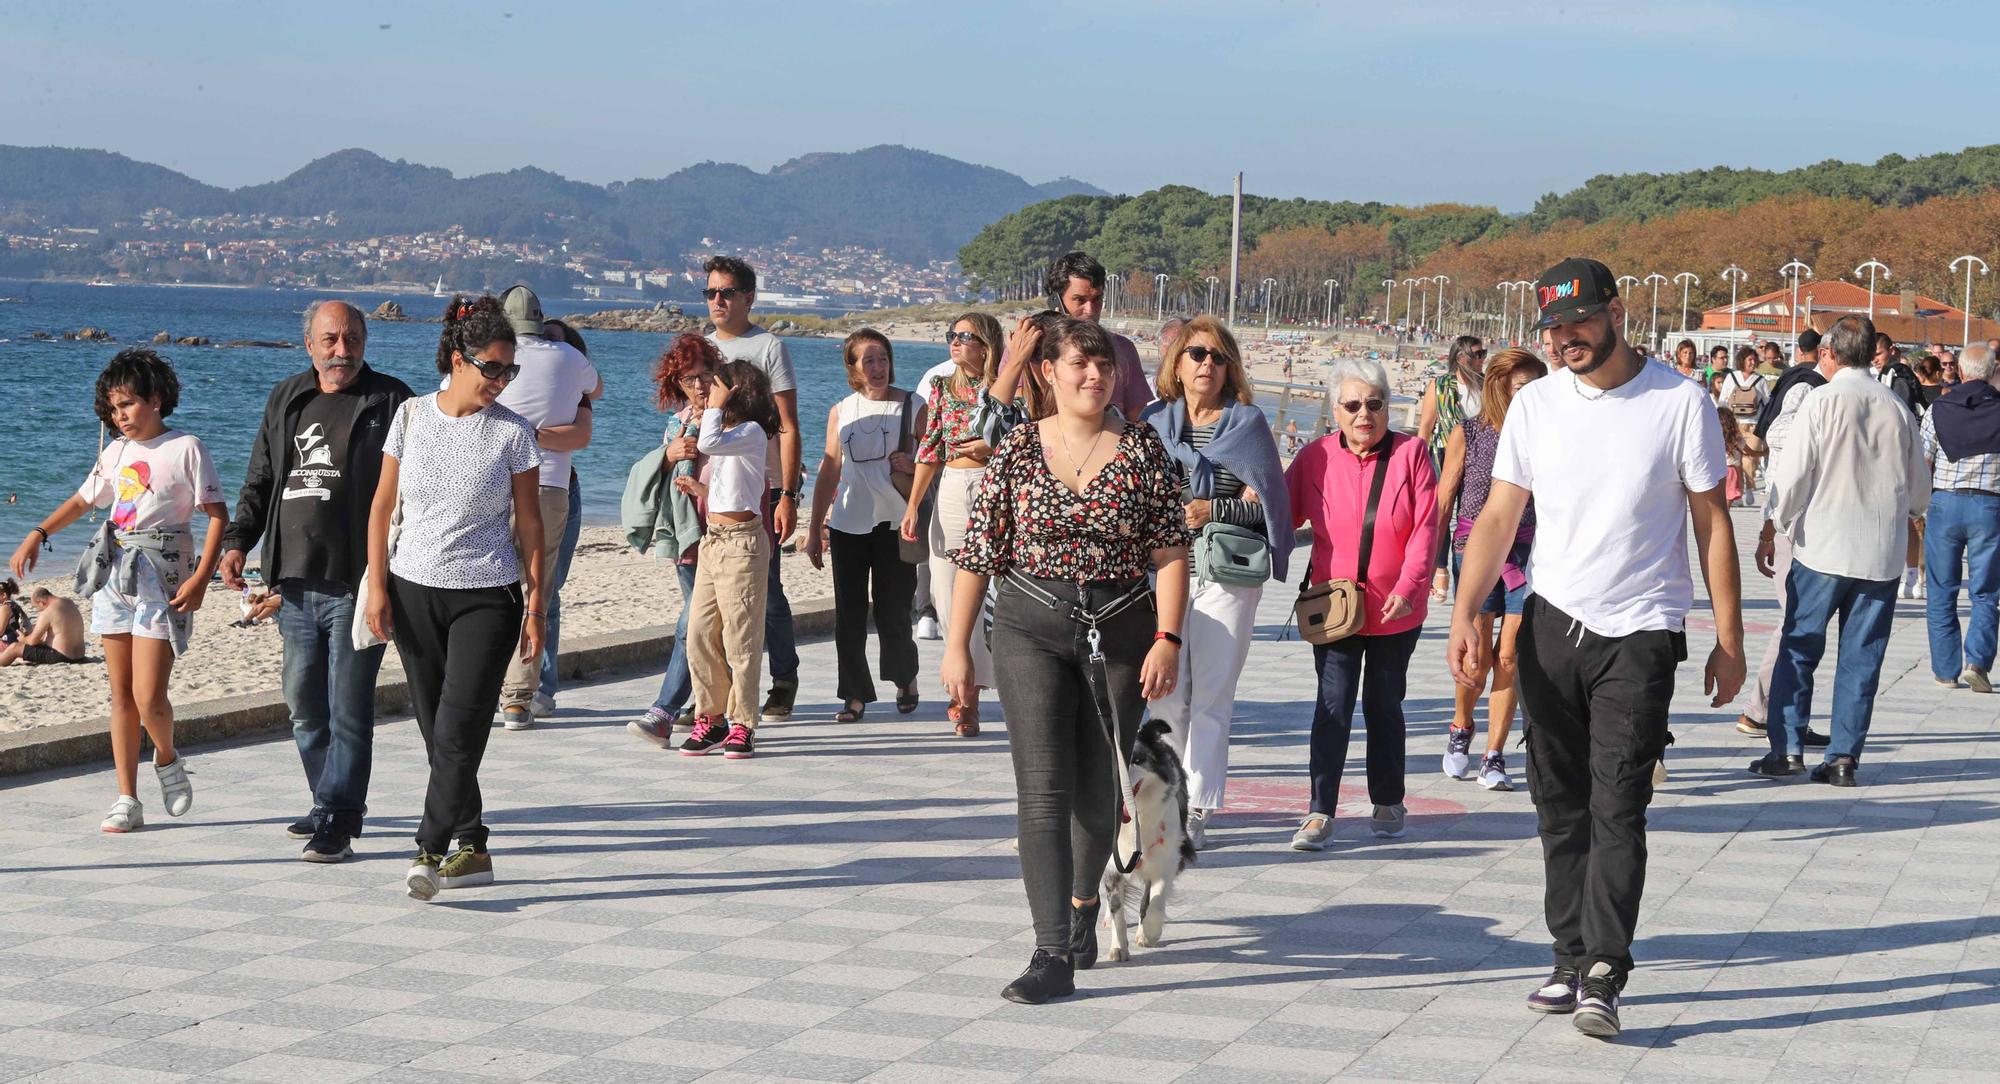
[[222, 340, 293, 349], [175, 336, 210, 346], [28, 330, 53, 340], [562, 306, 712, 335], [372, 300, 406, 321], [76, 327, 112, 341], [151, 330, 171, 344]]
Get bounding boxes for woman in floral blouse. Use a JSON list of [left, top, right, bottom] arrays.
[[945, 317, 1191, 1006]]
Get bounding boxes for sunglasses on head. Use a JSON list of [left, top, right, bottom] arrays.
[[1340, 397, 1386, 415], [702, 287, 747, 302], [1183, 345, 1230, 366], [945, 331, 983, 345], [464, 356, 521, 382]]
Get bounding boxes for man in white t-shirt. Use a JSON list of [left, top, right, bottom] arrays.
[[703, 255, 803, 721], [1451, 258, 1744, 1040], [495, 285, 602, 727]]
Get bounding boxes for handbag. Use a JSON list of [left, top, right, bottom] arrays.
[[352, 399, 417, 650], [1195, 521, 1271, 587], [896, 393, 933, 564], [1294, 439, 1393, 644]]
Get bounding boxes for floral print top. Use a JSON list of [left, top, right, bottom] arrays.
[[917, 373, 984, 465], [952, 421, 1191, 582]]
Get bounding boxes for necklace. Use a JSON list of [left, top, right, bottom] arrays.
[[1056, 424, 1106, 481]]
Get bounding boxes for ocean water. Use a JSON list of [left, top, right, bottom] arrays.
[[0, 280, 947, 565]]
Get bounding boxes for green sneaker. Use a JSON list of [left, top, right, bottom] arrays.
[[406, 850, 444, 902], [438, 844, 494, 889]]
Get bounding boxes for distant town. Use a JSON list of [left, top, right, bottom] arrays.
[[0, 209, 968, 309]]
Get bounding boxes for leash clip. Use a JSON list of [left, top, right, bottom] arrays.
[[1086, 623, 1103, 662]]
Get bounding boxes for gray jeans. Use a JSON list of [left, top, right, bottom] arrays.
[[991, 575, 1150, 953], [1742, 532, 1793, 725]]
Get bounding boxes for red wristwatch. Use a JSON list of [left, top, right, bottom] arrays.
[[1155, 631, 1183, 646]]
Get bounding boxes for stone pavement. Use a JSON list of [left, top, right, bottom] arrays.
[[3, 506, 1999, 1083]]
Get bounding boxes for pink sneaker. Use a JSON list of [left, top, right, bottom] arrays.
[[721, 724, 756, 760], [679, 715, 727, 756]]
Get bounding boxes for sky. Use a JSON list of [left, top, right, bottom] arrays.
[[4, 0, 1997, 213]]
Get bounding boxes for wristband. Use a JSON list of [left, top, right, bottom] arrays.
[[1155, 631, 1183, 646], [524, 610, 546, 620]]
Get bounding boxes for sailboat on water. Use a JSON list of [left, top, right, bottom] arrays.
[[431, 274, 448, 298]]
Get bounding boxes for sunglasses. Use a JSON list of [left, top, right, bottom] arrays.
[[465, 357, 521, 382], [1340, 397, 1387, 415], [945, 331, 983, 345], [702, 287, 747, 302], [1183, 346, 1230, 366], [1467, 349, 1487, 360]]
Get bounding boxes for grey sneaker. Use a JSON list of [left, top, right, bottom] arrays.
[[1442, 726, 1473, 779], [438, 845, 494, 889], [1478, 752, 1514, 791], [628, 707, 675, 748], [1290, 813, 1333, 851], [1369, 803, 1406, 839], [532, 691, 557, 716], [406, 851, 444, 902], [500, 705, 534, 731], [1187, 807, 1209, 851], [1964, 667, 1993, 693], [154, 756, 193, 817]]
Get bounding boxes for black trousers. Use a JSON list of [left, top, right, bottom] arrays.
[[990, 575, 1150, 953], [1517, 594, 1681, 977], [829, 524, 917, 704], [388, 575, 522, 855]]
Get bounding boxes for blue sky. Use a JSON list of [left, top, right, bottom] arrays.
[[4, 0, 1994, 211]]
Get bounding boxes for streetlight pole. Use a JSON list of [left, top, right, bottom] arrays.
[[1644, 273, 1667, 347], [1205, 275, 1219, 314], [1401, 277, 1417, 331], [1323, 277, 1339, 327], [1380, 278, 1395, 325], [1513, 280, 1534, 343], [1417, 276, 1433, 332], [1673, 271, 1700, 332], [1496, 280, 1512, 344], [1153, 272, 1169, 323], [1261, 277, 1279, 334], [1105, 271, 1116, 324], [1721, 264, 1747, 340], [1952, 255, 1989, 347], [1780, 259, 1812, 353], [1854, 259, 1890, 322], [1615, 275, 1641, 339], [1432, 275, 1451, 335]]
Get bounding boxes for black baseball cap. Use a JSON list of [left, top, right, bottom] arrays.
[[1533, 258, 1618, 330]]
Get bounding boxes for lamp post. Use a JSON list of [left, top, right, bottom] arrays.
[[1379, 278, 1395, 324], [1496, 280, 1513, 345], [1323, 277, 1339, 327], [1779, 260, 1812, 353], [1615, 275, 1641, 339], [1644, 272, 1667, 347], [1205, 275, 1219, 314], [1854, 259, 1890, 322], [1105, 271, 1116, 324], [1673, 271, 1700, 332], [1432, 274, 1451, 335], [1417, 276, 1434, 332], [1510, 280, 1534, 342], [1153, 272, 1169, 323], [1721, 264, 1747, 339], [1401, 277, 1418, 331], [1952, 255, 1989, 347], [1262, 277, 1278, 334]]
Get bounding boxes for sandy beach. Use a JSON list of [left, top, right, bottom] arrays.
[[0, 526, 834, 735]]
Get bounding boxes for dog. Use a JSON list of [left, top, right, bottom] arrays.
[[1102, 719, 1197, 962]]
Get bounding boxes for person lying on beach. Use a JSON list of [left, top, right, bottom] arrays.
[[0, 588, 86, 666]]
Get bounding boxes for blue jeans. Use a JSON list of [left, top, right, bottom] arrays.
[[1925, 489, 2000, 681], [650, 562, 699, 714], [1766, 561, 1896, 764], [279, 581, 387, 833], [539, 477, 584, 699], [1308, 626, 1419, 816], [765, 490, 798, 683]]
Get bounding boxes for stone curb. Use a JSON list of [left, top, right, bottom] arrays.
[[0, 597, 840, 778]]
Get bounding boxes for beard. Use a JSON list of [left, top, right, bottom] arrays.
[[1562, 328, 1618, 376]]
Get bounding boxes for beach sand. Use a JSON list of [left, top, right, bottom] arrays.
[[0, 526, 834, 735]]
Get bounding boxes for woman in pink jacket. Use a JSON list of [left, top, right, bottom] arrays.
[[1284, 357, 1439, 851]]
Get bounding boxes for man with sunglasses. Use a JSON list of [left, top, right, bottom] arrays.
[[703, 255, 804, 720], [220, 300, 413, 863], [492, 285, 602, 730], [1450, 258, 1744, 1039]]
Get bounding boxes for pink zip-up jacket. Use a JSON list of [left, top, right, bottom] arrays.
[[1285, 430, 1440, 637]]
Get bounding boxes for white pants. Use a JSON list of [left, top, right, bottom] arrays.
[[1151, 575, 1262, 811], [928, 465, 993, 689]]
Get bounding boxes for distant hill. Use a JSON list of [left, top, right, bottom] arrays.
[[0, 144, 1108, 264]]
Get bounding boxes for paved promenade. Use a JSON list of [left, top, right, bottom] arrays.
[[2, 507, 1998, 1083]]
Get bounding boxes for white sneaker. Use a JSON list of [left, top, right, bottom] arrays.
[[531, 692, 556, 717], [1478, 752, 1514, 791], [1442, 726, 1473, 779], [154, 757, 193, 817], [406, 852, 443, 902], [1187, 807, 1209, 851], [101, 795, 143, 833], [914, 615, 943, 641], [500, 706, 534, 731]]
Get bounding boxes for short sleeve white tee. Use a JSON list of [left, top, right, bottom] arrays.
[[914, 360, 958, 405], [385, 395, 544, 589], [1492, 358, 1727, 637], [496, 336, 598, 491], [78, 429, 224, 532], [708, 326, 796, 395]]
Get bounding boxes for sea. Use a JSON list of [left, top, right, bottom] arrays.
[[0, 280, 948, 565]]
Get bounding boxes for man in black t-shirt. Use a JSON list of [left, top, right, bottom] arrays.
[[221, 301, 412, 865]]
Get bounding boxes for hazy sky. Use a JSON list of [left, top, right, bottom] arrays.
[[5, 0, 1995, 212]]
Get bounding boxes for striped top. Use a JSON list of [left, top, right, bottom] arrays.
[[1187, 422, 1265, 529]]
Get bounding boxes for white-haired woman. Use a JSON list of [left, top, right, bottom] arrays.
[[1284, 356, 1439, 850]]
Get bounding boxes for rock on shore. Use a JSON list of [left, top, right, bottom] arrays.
[[562, 306, 814, 337]]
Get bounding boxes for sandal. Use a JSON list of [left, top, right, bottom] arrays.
[[835, 700, 866, 723], [896, 685, 920, 714], [949, 701, 980, 738]]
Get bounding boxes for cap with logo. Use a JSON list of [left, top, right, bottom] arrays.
[[1533, 258, 1619, 330], [499, 284, 545, 339]]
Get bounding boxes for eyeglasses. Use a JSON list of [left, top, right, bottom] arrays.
[[702, 287, 747, 302], [466, 357, 521, 382], [1340, 397, 1386, 415], [1183, 346, 1230, 367], [1467, 349, 1487, 360], [945, 331, 983, 346]]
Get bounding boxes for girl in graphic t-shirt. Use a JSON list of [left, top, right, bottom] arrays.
[[9, 349, 228, 833]]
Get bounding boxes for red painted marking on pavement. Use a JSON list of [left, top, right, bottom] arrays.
[[1221, 779, 1466, 818]]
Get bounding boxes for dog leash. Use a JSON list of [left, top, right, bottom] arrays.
[[1004, 572, 1149, 875]]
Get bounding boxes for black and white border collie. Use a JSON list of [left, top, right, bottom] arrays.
[[1103, 719, 1197, 962]]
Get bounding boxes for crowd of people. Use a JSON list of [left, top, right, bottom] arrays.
[[8, 248, 1994, 1032]]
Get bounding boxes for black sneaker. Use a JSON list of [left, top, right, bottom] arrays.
[[287, 813, 318, 840], [1800, 727, 1832, 748], [679, 715, 728, 757], [1526, 965, 1579, 1014], [1748, 752, 1806, 778], [1000, 949, 1075, 1005], [760, 677, 798, 722], [301, 823, 353, 864], [1573, 963, 1623, 1037], [1070, 898, 1101, 971]]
